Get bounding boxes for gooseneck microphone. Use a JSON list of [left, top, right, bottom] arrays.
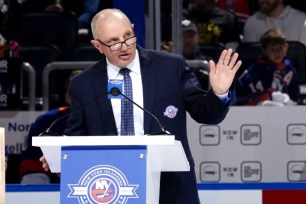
[[111, 87, 171, 135], [39, 88, 118, 136], [40, 87, 171, 136]]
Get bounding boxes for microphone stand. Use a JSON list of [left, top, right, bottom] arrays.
[[40, 87, 171, 136], [39, 91, 111, 136], [116, 89, 171, 135]]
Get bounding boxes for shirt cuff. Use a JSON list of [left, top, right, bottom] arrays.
[[216, 90, 231, 103]]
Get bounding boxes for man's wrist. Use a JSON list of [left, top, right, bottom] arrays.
[[216, 90, 231, 103]]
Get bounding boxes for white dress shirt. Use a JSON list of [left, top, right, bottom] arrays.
[[106, 50, 144, 136]]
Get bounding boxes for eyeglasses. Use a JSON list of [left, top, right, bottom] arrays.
[[96, 36, 137, 51]]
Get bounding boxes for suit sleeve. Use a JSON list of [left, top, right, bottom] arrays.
[[179, 57, 230, 124]]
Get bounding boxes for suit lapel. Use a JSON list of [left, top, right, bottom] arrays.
[[92, 60, 118, 135], [90, 48, 158, 135], [138, 47, 157, 134]]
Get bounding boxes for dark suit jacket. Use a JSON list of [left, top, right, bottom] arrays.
[[65, 46, 230, 203]]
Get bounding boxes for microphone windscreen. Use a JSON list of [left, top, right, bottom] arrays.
[[108, 79, 123, 99]]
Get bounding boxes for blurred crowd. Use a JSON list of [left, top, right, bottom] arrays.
[[161, 0, 306, 106]]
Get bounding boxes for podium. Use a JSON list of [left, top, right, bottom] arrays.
[[33, 135, 190, 204]]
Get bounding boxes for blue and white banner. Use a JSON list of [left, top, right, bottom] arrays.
[[60, 146, 146, 204], [0, 111, 44, 154]]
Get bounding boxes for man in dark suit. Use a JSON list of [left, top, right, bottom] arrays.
[[41, 8, 241, 203]]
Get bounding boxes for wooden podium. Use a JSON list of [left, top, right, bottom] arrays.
[[33, 135, 190, 204]]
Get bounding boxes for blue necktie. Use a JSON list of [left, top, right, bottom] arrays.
[[119, 68, 135, 135]]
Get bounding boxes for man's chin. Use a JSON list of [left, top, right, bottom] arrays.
[[116, 61, 131, 68]]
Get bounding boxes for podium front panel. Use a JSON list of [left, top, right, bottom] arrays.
[[60, 146, 146, 204]]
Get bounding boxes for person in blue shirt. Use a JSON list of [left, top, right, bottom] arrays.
[[19, 70, 81, 184], [236, 28, 300, 105], [20, 0, 100, 29]]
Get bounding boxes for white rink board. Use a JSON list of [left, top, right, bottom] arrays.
[[0, 111, 44, 154], [6, 189, 262, 204], [3, 106, 306, 183], [187, 106, 306, 182], [199, 190, 261, 204]]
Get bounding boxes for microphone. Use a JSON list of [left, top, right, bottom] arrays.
[[40, 87, 171, 136], [111, 87, 171, 135], [39, 88, 118, 136]]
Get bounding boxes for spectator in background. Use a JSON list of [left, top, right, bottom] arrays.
[[163, 19, 212, 61], [20, 0, 100, 30], [181, 19, 212, 61], [19, 70, 81, 184], [243, 0, 306, 46], [64, 0, 100, 30], [236, 28, 299, 106], [162, 19, 212, 90], [0, 0, 22, 41], [216, 0, 250, 35], [19, 0, 101, 44], [183, 0, 241, 50], [19, 108, 67, 184]]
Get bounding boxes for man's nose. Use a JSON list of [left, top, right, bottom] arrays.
[[121, 42, 129, 51]]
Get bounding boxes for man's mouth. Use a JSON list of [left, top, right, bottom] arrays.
[[119, 53, 131, 60]]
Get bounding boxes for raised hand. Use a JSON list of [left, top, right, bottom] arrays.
[[209, 49, 242, 95]]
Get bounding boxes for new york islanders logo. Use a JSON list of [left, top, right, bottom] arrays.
[[67, 165, 138, 204], [163, 105, 178, 118]]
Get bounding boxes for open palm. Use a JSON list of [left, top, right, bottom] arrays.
[[209, 49, 242, 95]]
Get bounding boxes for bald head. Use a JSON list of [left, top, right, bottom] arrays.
[[91, 9, 132, 39], [90, 8, 137, 68]]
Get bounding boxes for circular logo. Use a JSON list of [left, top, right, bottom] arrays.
[[89, 178, 117, 203], [163, 105, 178, 118], [67, 165, 138, 204]]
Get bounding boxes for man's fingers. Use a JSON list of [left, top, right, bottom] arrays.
[[217, 49, 228, 65], [209, 60, 216, 74], [214, 49, 242, 74], [40, 155, 49, 171], [42, 162, 49, 171], [228, 52, 239, 69], [232, 60, 242, 72], [222, 49, 233, 66]]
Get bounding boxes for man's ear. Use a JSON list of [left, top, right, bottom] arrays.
[[131, 23, 134, 30], [91, 40, 104, 54]]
